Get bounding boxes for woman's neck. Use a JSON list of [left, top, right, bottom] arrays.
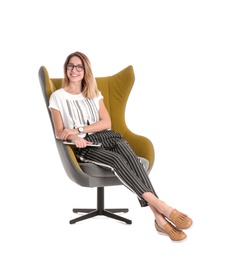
[[64, 83, 82, 95]]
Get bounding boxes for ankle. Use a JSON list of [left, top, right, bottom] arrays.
[[157, 201, 174, 218], [155, 215, 168, 229], [164, 206, 174, 219]]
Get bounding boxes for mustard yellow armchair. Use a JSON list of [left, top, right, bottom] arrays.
[[38, 65, 155, 225]]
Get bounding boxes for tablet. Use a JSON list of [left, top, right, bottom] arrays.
[[63, 141, 102, 147]]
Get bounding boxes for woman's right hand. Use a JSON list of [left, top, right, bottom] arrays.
[[71, 136, 92, 148]]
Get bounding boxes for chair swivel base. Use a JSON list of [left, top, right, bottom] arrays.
[[69, 187, 132, 225]]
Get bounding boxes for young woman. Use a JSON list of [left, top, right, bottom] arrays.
[[49, 51, 193, 241]]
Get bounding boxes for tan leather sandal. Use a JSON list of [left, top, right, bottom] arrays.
[[168, 209, 193, 229], [155, 220, 187, 241]]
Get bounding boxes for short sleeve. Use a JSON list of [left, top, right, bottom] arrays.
[[49, 92, 60, 111]]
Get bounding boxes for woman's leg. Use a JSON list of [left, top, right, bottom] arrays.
[[107, 135, 192, 231], [143, 192, 192, 230], [142, 192, 173, 220], [148, 203, 170, 227], [110, 138, 158, 198], [79, 131, 192, 237]]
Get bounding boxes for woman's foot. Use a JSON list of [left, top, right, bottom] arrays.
[[155, 220, 187, 241], [168, 209, 193, 229]]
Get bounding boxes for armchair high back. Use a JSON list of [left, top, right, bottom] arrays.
[[38, 65, 155, 225]]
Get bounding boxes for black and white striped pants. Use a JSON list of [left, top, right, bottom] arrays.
[[75, 130, 158, 207]]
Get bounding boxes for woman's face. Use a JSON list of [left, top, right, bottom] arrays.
[[66, 56, 84, 83]]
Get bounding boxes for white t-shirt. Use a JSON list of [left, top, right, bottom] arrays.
[[49, 89, 103, 134]]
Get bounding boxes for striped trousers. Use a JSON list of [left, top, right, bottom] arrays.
[[75, 130, 158, 207]]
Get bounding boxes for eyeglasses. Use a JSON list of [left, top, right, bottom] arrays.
[[66, 64, 84, 72]]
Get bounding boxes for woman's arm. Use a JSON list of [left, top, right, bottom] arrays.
[[50, 108, 89, 148], [50, 99, 111, 147], [50, 108, 78, 140]]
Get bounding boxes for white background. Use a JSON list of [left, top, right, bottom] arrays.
[[1, 0, 231, 259]]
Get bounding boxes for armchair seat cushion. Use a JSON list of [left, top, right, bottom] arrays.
[[79, 157, 149, 178], [79, 157, 149, 187]]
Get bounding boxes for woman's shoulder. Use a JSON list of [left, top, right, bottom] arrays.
[[51, 88, 64, 96], [49, 89, 67, 103], [95, 91, 103, 99]]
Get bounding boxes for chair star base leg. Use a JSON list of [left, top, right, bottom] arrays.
[[70, 208, 132, 224], [69, 187, 132, 225]]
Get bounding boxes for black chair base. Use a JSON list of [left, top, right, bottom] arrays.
[[70, 187, 132, 224]]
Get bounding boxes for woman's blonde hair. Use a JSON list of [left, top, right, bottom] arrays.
[[62, 51, 99, 99]]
